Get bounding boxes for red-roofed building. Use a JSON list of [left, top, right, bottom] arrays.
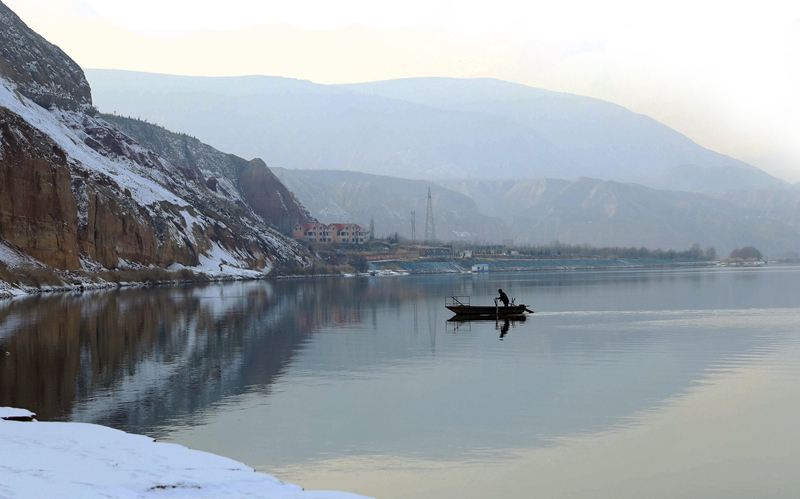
[[327, 223, 365, 244]]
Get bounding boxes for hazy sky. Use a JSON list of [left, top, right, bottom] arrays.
[[6, 0, 800, 182]]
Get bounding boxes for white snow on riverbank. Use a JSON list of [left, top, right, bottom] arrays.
[[0, 407, 372, 499]]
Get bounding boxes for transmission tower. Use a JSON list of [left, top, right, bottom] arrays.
[[411, 211, 416, 244], [424, 188, 436, 243]]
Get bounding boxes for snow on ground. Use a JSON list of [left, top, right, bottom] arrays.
[[0, 407, 35, 420], [192, 241, 269, 279], [0, 407, 372, 499]]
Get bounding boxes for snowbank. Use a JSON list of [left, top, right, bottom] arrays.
[[0, 407, 372, 499]]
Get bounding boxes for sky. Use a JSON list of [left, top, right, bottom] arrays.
[[6, 0, 800, 182]]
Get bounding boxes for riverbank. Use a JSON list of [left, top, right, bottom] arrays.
[[0, 407, 371, 499], [2, 256, 782, 300], [368, 257, 719, 274]]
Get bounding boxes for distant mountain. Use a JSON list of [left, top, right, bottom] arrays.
[[272, 168, 507, 242], [268, 165, 800, 255], [743, 146, 800, 184], [344, 78, 786, 190], [0, 2, 315, 275], [705, 189, 800, 228], [439, 177, 799, 255], [86, 70, 787, 191]]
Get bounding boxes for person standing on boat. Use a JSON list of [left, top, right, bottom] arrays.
[[497, 289, 510, 307]]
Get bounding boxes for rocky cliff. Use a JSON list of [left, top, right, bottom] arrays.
[[0, 2, 90, 111], [100, 114, 315, 234], [0, 1, 315, 275], [0, 107, 80, 269]]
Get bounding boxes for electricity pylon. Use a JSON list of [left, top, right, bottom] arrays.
[[424, 188, 436, 243]]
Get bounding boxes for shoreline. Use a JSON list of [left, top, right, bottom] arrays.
[[0, 406, 372, 499], [1, 258, 783, 300]]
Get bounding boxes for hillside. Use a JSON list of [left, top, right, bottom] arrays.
[[705, 189, 800, 228], [276, 166, 800, 255], [86, 70, 786, 191], [440, 177, 800, 255], [272, 168, 507, 242], [344, 78, 785, 191], [0, 1, 316, 282], [100, 114, 314, 234]]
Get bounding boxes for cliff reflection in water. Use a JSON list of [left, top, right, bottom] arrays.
[[2, 268, 797, 446], [0, 278, 376, 436]]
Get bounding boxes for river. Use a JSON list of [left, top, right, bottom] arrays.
[[1, 266, 798, 498]]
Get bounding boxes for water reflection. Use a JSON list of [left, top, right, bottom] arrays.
[[446, 316, 525, 340], [0, 267, 798, 499], [0, 279, 377, 434]]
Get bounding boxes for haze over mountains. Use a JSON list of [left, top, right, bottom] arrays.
[[83, 68, 800, 256], [86, 70, 786, 191], [1, 0, 797, 275], [271, 168, 799, 255]]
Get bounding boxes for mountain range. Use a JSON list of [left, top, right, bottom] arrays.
[[1, 0, 797, 282], [85, 69, 787, 191], [271, 169, 800, 255]]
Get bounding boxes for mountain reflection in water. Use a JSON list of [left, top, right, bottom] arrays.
[[0, 267, 798, 499], [0, 279, 371, 433]]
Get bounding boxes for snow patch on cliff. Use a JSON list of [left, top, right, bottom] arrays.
[[0, 81, 183, 210]]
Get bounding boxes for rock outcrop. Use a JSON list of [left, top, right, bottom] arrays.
[[0, 2, 91, 111]]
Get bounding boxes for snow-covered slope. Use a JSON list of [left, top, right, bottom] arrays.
[[0, 1, 315, 277], [0, 79, 313, 274], [101, 114, 315, 234]]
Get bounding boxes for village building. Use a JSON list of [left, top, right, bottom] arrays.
[[326, 223, 365, 244], [292, 223, 365, 244], [292, 222, 330, 243]]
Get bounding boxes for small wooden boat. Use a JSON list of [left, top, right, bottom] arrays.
[[445, 296, 533, 317]]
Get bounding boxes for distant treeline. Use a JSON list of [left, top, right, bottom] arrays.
[[728, 246, 762, 260], [475, 242, 717, 261]]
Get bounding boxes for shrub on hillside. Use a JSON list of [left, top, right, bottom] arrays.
[[13, 267, 64, 287]]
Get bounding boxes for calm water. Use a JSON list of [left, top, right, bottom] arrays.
[[1, 266, 798, 498]]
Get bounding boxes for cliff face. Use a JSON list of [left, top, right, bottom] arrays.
[[0, 108, 80, 269], [101, 114, 315, 234], [0, 1, 315, 274]]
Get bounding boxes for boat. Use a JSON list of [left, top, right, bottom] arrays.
[[445, 296, 533, 317]]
